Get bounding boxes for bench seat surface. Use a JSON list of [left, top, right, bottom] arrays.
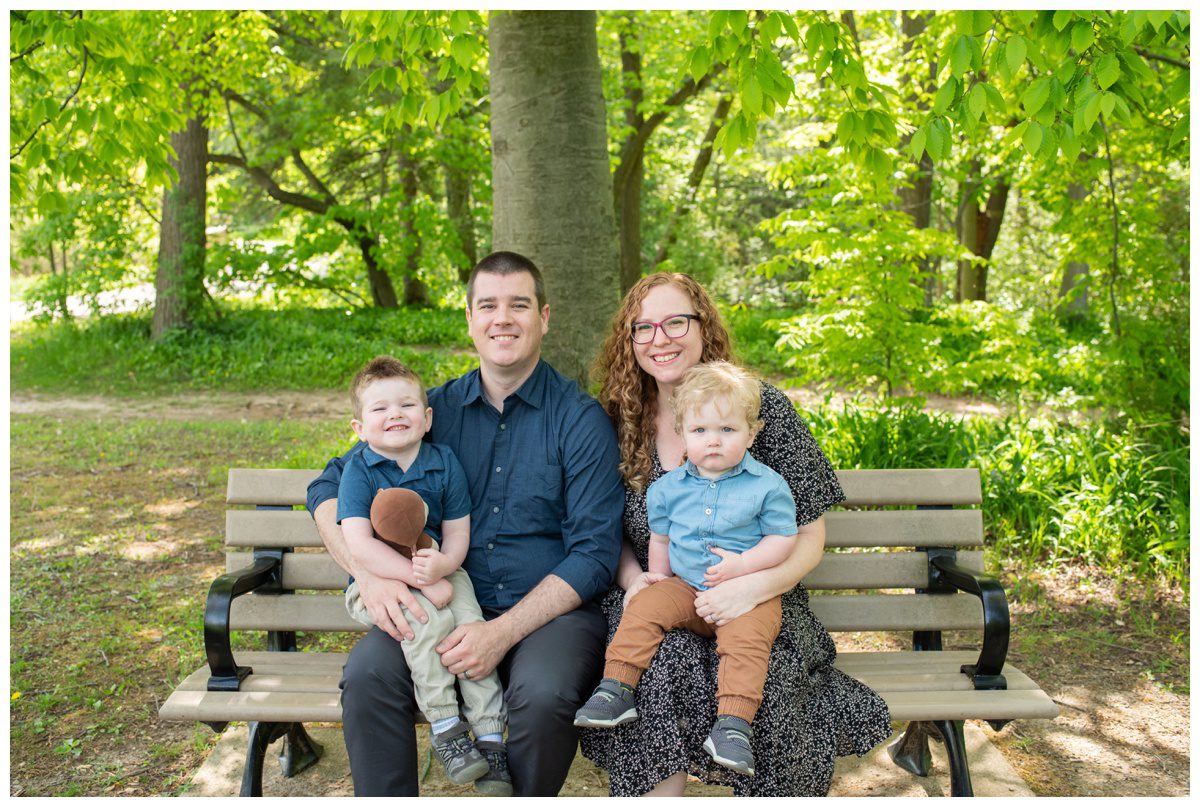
[[160, 650, 1058, 725]]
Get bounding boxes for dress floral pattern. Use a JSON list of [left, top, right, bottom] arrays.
[[579, 383, 892, 796]]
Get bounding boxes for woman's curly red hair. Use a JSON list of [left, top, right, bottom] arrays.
[[593, 273, 733, 492]]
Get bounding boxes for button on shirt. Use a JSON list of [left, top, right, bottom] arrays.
[[646, 453, 799, 591], [308, 360, 624, 611], [336, 442, 472, 547]]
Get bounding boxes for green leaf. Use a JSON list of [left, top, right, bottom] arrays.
[[1021, 77, 1051, 116], [1146, 10, 1172, 31], [741, 74, 763, 115], [1099, 91, 1116, 119], [1168, 71, 1189, 104], [449, 10, 471, 35], [759, 12, 781, 44], [1006, 35, 1028, 74], [1059, 123, 1080, 160], [689, 46, 712, 83], [983, 83, 1007, 117], [909, 124, 928, 159], [1014, 10, 1036, 28], [1070, 22, 1094, 53], [1168, 116, 1188, 148], [1083, 92, 1102, 130], [836, 111, 856, 144], [955, 10, 993, 37], [950, 36, 972, 77], [1119, 12, 1140, 44], [933, 77, 958, 113], [1053, 10, 1074, 31], [1022, 121, 1043, 155], [778, 12, 800, 41], [967, 82, 986, 120], [450, 35, 474, 68], [926, 118, 946, 160]]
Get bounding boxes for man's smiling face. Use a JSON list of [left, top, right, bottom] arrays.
[[466, 269, 549, 376]]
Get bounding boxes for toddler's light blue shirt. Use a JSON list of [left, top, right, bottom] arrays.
[[646, 453, 799, 590]]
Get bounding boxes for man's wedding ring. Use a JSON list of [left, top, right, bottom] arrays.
[[463, 670, 472, 680]]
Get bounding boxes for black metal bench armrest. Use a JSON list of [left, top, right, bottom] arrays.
[[929, 554, 1010, 690], [204, 553, 282, 691]]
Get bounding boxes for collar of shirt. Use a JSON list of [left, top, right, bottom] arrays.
[[682, 451, 767, 483], [359, 442, 444, 483], [458, 360, 549, 411]]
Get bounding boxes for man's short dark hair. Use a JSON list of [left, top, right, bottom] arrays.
[[467, 251, 547, 310]]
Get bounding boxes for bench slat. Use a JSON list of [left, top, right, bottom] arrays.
[[810, 593, 983, 632], [837, 468, 981, 506], [227, 469, 317, 506], [227, 510, 322, 548], [226, 550, 986, 592], [225, 508, 984, 552], [824, 510, 983, 548], [161, 650, 1055, 724], [226, 467, 984, 509], [228, 592, 984, 633]]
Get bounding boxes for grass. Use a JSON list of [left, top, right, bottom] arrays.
[[11, 304, 476, 395], [8, 414, 355, 796], [806, 401, 1190, 590]]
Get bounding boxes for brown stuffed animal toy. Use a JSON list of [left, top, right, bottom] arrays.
[[369, 487, 434, 558]]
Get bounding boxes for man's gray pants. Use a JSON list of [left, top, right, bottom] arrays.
[[339, 601, 607, 796]]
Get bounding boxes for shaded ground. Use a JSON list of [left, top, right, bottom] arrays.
[[8, 392, 1190, 797]]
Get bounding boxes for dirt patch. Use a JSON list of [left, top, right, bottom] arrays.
[[8, 396, 1190, 797]]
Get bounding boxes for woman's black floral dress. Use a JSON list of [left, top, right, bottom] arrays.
[[579, 383, 892, 796]]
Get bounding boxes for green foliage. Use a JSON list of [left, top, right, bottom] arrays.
[[11, 306, 476, 395], [805, 400, 1189, 588], [759, 154, 969, 396]]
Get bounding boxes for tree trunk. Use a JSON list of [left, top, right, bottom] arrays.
[[152, 110, 209, 338], [1058, 180, 1091, 320], [615, 21, 645, 294], [489, 10, 619, 384], [897, 11, 937, 305], [398, 140, 429, 306], [358, 235, 397, 308], [445, 164, 477, 284], [47, 242, 71, 319], [654, 94, 731, 268]]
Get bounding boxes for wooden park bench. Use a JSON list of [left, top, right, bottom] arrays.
[[159, 467, 1058, 796]]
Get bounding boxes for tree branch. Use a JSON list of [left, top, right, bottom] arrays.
[[1135, 47, 1189, 70], [10, 40, 46, 63], [11, 44, 88, 160], [209, 152, 331, 215]]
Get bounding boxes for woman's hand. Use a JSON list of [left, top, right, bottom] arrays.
[[622, 571, 667, 608], [693, 574, 760, 626]]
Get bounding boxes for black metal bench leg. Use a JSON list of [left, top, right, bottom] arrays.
[[241, 722, 287, 796], [279, 723, 323, 778], [888, 720, 934, 777], [932, 719, 974, 797]]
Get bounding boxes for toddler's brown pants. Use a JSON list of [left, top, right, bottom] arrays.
[[604, 575, 782, 723]]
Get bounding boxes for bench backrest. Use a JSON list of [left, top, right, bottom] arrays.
[[223, 468, 986, 636]]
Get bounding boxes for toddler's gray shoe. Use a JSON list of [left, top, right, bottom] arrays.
[[572, 678, 639, 728], [431, 719, 489, 784], [703, 715, 755, 776], [473, 739, 513, 796]]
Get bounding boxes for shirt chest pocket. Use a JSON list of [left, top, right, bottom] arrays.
[[511, 463, 565, 534], [717, 495, 758, 531]]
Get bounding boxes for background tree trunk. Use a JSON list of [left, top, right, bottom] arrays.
[[897, 11, 937, 305], [398, 139, 429, 306], [1058, 180, 1091, 320], [615, 22, 645, 295], [489, 10, 619, 384], [152, 110, 209, 338], [445, 164, 477, 284], [654, 94, 731, 268]]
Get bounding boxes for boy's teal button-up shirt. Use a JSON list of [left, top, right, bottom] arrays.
[[646, 452, 798, 590]]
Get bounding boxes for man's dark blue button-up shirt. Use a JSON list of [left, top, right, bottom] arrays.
[[307, 360, 624, 611]]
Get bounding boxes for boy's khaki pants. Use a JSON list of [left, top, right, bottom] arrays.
[[603, 575, 782, 723], [346, 567, 506, 737]]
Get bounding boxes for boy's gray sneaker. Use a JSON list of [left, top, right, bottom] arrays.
[[431, 719, 489, 784], [473, 739, 513, 796], [573, 678, 638, 728], [703, 715, 755, 776]]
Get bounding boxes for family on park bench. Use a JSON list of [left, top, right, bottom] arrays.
[[305, 251, 892, 797]]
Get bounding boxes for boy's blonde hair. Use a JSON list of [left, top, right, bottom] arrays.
[[350, 355, 427, 418], [671, 361, 763, 434]]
